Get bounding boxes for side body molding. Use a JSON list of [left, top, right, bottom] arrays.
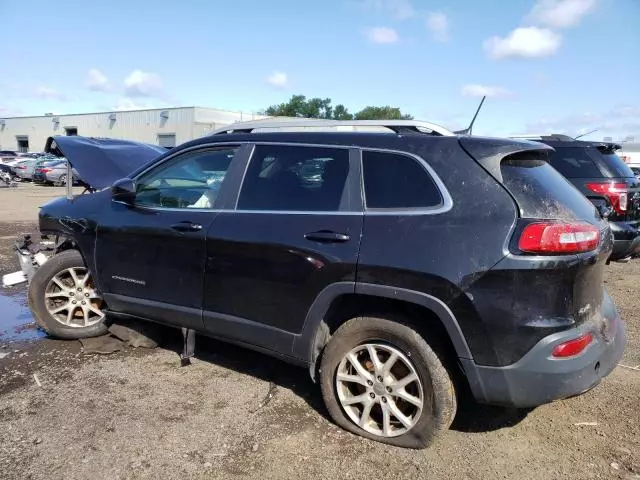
[[293, 282, 473, 379]]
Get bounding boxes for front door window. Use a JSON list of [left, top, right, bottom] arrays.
[[135, 147, 238, 209]]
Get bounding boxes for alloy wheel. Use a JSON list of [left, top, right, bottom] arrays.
[[335, 343, 424, 438], [44, 267, 105, 327]]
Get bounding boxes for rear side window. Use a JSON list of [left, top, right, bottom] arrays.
[[547, 147, 602, 178], [362, 151, 442, 209], [501, 158, 598, 221]]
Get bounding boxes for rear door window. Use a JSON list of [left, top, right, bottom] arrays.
[[362, 150, 443, 209], [547, 147, 602, 178], [237, 144, 350, 212], [501, 158, 598, 221]]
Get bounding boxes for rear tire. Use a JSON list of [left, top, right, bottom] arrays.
[[54, 174, 66, 187], [319, 315, 457, 449], [28, 250, 108, 339]]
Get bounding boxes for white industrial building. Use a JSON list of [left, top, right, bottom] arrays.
[[0, 107, 268, 152]]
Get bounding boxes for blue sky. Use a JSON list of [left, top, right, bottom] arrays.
[[1, 0, 638, 140]]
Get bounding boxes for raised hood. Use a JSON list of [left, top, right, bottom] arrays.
[[44, 136, 167, 190]]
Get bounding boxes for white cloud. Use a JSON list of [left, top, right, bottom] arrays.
[[124, 70, 164, 97], [484, 27, 561, 60], [426, 12, 449, 42], [461, 84, 512, 99], [361, 0, 415, 19], [527, 0, 597, 29], [364, 26, 399, 44], [86, 68, 109, 91], [266, 71, 288, 88], [34, 86, 68, 101], [113, 98, 151, 111]]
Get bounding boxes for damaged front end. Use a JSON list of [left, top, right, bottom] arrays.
[[3, 135, 168, 289], [2, 234, 57, 287]]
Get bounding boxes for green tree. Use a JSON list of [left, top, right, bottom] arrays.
[[354, 106, 413, 120], [262, 95, 412, 121], [263, 95, 338, 119], [332, 104, 353, 120]]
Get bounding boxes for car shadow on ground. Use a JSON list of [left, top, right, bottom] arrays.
[[155, 326, 531, 434]]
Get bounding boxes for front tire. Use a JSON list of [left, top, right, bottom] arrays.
[[28, 250, 108, 339], [319, 315, 457, 449]]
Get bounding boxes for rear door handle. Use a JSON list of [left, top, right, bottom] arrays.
[[304, 231, 350, 243], [171, 221, 203, 232]]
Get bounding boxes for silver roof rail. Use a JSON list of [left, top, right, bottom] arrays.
[[209, 119, 455, 137]]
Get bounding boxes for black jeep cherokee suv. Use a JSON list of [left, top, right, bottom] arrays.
[[20, 122, 626, 449], [513, 134, 640, 261]]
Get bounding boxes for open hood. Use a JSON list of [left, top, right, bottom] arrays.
[[44, 136, 167, 190]]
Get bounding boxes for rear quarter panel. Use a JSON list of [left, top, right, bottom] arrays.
[[356, 138, 519, 363]]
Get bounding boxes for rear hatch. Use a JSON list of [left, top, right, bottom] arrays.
[[459, 137, 612, 349]]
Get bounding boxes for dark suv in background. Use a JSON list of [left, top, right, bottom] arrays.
[[9, 121, 626, 449], [513, 134, 640, 261]]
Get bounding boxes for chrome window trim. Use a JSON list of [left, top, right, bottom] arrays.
[[126, 140, 453, 216]]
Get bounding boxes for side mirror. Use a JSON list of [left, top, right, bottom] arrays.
[[111, 178, 136, 204]]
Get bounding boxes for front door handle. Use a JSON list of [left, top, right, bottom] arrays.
[[304, 231, 350, 243], [171, 221, 203, 232]]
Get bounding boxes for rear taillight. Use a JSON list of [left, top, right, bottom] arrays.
[[518, 222, 600, 254], [40, 168, 51, 173], [552, 333, 593, 358], [14, 165, 25, 169], [586, 182, 628, 214]]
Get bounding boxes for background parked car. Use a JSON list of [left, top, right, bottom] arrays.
[[0, 150, 18, 163], [33, 159, 79, 186], [12, 156, 57, 181], [512, 134, 640, 261]]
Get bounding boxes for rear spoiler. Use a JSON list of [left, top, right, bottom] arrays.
[[592, 142, 621, 153], [458, 137, 554, 183]]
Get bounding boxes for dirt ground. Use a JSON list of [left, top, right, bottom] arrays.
[[0, 184, 638, 480]]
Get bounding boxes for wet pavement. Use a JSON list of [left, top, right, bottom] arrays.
[[0, 287, 45, 343]]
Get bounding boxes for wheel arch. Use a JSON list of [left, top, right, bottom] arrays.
[[293, 282, 474, 381]]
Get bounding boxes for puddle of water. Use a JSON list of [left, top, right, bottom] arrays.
[[0, 289, 46, 342]]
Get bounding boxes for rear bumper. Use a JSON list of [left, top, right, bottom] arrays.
[[462, 292, 626, 408], [32, 174, 48, 184], [609, 221, 640, 260]]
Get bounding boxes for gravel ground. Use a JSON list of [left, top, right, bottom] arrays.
[[0, 184, 638, 480]]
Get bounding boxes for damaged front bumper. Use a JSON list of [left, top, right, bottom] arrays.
[[2, 234, 55, 287]]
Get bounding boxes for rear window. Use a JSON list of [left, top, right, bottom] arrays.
[[597, 151, 636, 178], [501, 158, 598, 221], [547, 147, 602, 178]]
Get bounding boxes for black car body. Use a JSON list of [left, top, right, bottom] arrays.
[[12, 126, 626, 448], [515, 135, 640, 261], [0, 163, 18, 177]]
